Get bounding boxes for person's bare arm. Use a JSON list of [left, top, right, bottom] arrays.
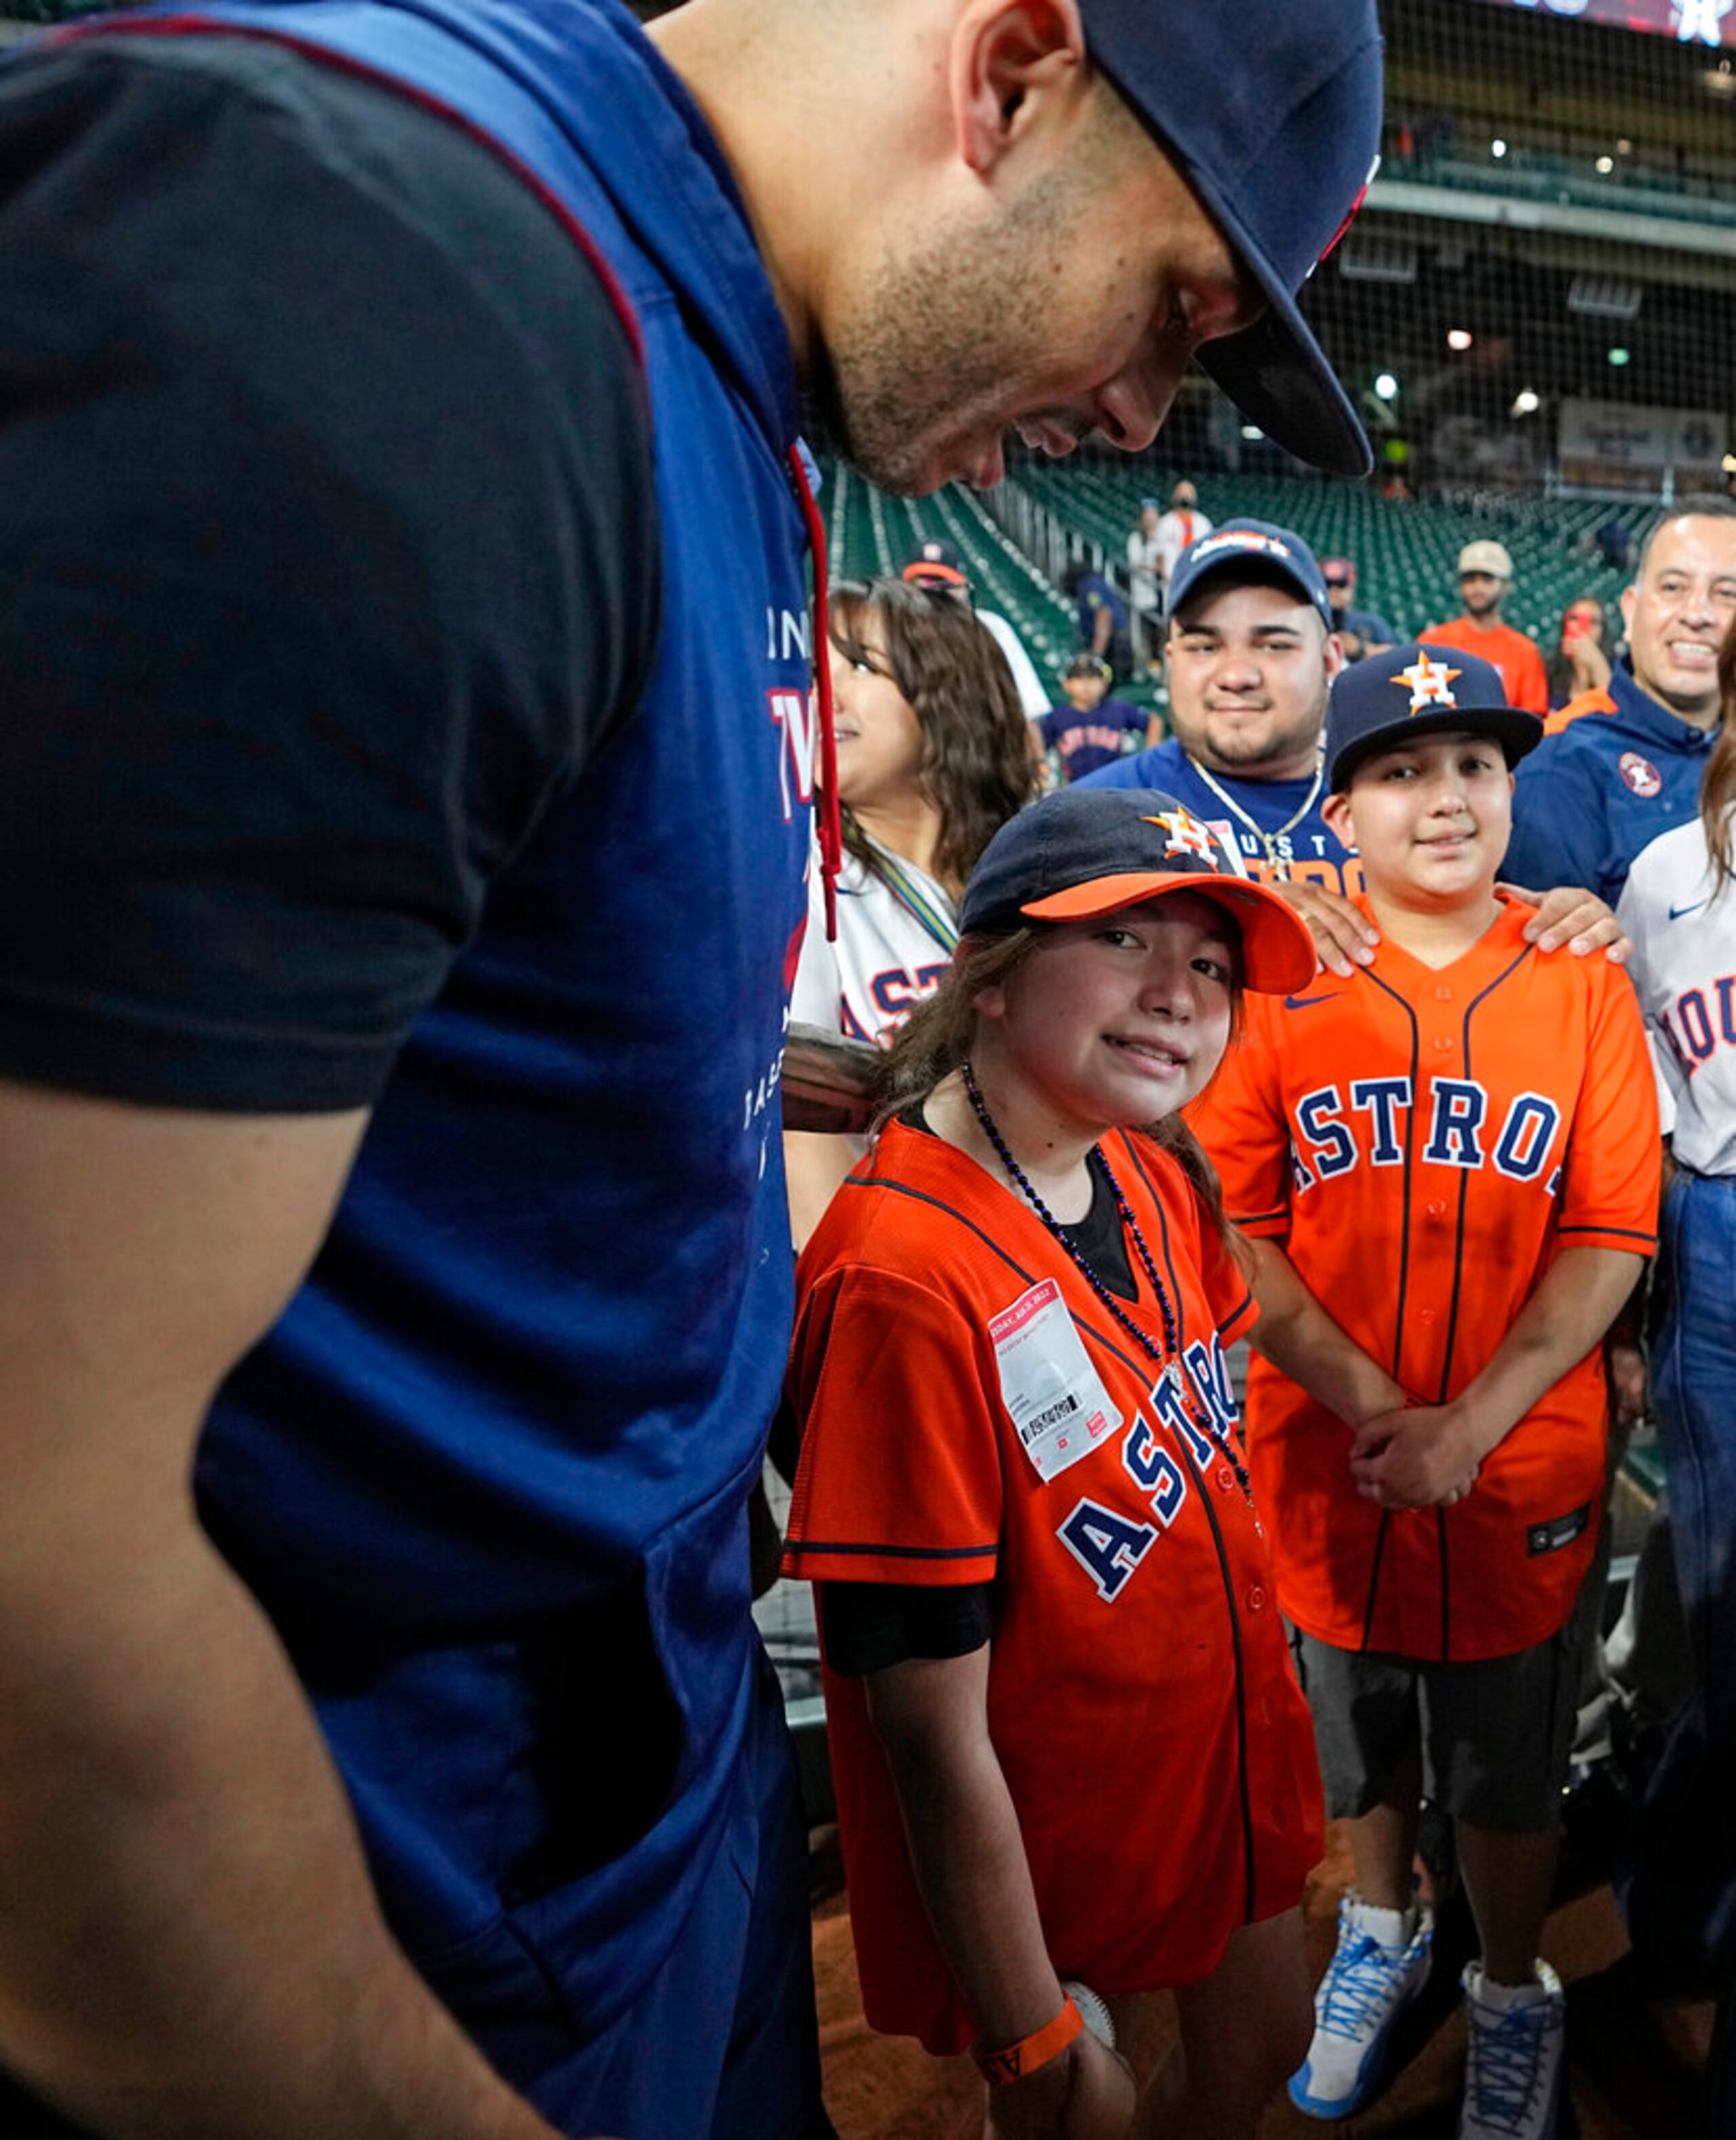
[[783, 1128, 855, 1253], [1349, 1245, 1645, 1510], [865, 1648, 1135, 2140], [1244, 1237, 1407, 1429], [0, 1081, 566, 2140]]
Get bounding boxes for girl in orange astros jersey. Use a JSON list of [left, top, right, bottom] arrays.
[[781, 786, 1424, 2140], [1192, 644, 1659, 2140]]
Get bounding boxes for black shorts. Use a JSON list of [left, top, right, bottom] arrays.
[[1290, 1620, 1584, 1834]]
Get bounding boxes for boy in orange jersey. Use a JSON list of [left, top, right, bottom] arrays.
[[1193, 642, 1659, 2140]]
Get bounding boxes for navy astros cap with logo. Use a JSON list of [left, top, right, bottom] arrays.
[[1324, 641, 1544, 792], [903, 539, 968, 589], [1167, 520, 1334, 635], [960, 786, 1316, 994], [1078, 0, 1382, 478]]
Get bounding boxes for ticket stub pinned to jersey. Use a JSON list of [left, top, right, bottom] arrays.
[[989, 1279, 1122, 1483]]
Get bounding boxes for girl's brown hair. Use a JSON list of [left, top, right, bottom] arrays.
[[828, 578, 1038, 891], [872, 918, 1247, 1260], [1702, 613, 1736, 898]]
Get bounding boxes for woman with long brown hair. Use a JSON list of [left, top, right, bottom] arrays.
[[785, 575, 1035, 1245]]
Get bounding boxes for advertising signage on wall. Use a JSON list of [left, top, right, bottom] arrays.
[[1463, 0, 1735, 43]]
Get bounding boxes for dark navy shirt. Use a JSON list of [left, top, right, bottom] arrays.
[[1038, 696, 1147, 780], [1504, 663, 1717, 903]]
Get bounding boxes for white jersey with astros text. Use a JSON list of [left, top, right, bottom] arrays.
[[790, 838, 956, 1049], [1619, 815, 1736, 1178]]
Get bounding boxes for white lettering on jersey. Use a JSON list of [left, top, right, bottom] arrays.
[[765, 606, 812, 661], [768, 687, 816, 822], [1290, 1077, 1563, 1186], [1618, 817, 1736, 1176]]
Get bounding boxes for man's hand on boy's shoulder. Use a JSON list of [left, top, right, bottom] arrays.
[[1501, 882, 1631, 965], [1270, 878, 1630, 980], [1348, 1403, 1483, 1510], [1270, 880, 1378, 979]]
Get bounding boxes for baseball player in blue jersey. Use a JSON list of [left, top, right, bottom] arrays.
[[1083, 523, 1628, 977], [0, 3, 1397, 2138]]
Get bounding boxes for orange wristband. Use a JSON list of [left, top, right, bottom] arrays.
[[973, 1996, 1083, 2086]]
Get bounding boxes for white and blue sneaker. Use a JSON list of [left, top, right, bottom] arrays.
[[1459, 1959, 1566, 2139], [1288, 1892, 1436, 2118]]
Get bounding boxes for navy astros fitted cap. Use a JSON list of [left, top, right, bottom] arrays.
[[902, 539, 968, 589], [1166, 519, 1333, 634], [960, 786, 1316, 994], [1079, 0, 1381, 478], [1325, 642, 1543, 792]]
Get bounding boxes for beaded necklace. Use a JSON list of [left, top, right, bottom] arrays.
[[961, 1062, 1255, 1509]]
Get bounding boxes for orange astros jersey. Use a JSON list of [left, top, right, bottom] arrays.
[[1191, 895, 1659, 1662], [781, 1117, 1323, 2054]]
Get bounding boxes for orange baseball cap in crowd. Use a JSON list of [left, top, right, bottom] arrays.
[[959, 787, 1316, 994]]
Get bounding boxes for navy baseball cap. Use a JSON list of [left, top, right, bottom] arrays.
[[1325, 641, 1543, 792], [903, 539, 968, 589], [960, 786, 1315, 994], [1166, 519, 1333, 634], [1080, 0, 1381, 478]]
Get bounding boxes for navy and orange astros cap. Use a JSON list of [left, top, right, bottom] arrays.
[[959, 787, 1316, 994], [902, 539, 968, 589], [1078, 0, 1381, 478], [1167, 519, 1333, 634], [1325, 641, 1543, 792]]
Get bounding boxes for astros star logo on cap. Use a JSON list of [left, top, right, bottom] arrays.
[[1393, 652, 1462, 716], [1145, 807, 1216, 859]]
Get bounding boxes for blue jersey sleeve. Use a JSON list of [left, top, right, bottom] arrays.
[[1076, 742, 1173, 792]]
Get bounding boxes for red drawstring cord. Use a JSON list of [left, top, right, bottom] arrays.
[[787, 444, 842, 941]]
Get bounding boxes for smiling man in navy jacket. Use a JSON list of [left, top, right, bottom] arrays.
[[0, 2, 1384, 2136]]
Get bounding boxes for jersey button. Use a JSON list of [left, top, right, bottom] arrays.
[[1427, 1197, 1448, 1220], [1419, 1307, 1437, 1325], [1216, 1463, 1238, 1492], [1432, 1034, 1453, 1053], [1435, 984, 1453, 1001], [1246, 1584, 1267, 1613]]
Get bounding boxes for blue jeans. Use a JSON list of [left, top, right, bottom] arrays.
[[1654, 1171, 1736, 1732]]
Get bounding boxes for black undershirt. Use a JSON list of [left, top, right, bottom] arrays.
[[0, 34, 659, 1114], [821, 1106, 1138, 1677]]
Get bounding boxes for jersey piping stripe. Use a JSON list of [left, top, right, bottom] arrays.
[[1436, 1506, 1451, 1665], [789, 1538, 997, 1561], [1438, 946, 1531, 1405], [50, 18, 650, 372], [1428, 945, 1529, 1660], [1558, 1224, 1658, 1247], [1359, 1512, 1392, 1656], [1120, 1136, 1258, 1920], [1360, 970, 1421, 1385]]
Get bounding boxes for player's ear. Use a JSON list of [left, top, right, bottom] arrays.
[[1619, 579, 1638, 638], [1321, 790, 1356, 850], [949, 0, 1087, 176], [1322, 628, 1347, 683]]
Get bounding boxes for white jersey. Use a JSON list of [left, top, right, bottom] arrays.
[[976, 606, 1052, 720], [791, 837, 958, 1049], [1156, 506, 1214, 585], [1126, 529, 1164, 615], [1617, 815, 1736, 1176]]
